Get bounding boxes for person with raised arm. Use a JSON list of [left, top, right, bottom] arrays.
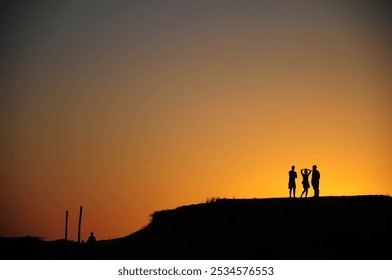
[[300, 168, 312, 198]]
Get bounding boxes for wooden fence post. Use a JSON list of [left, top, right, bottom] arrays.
[[65, 210, 68, 241], [78, 205, 83, 243]]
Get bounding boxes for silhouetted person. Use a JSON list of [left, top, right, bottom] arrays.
[[311, 165, 320, 197], [288, 165, 297, 198], [87, 232, 96, 245], [300, 168, 311, 198], [86, 232, 97, 258]]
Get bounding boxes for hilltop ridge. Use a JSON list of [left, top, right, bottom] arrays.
[[101, 195, 392, 259], [2, 195, 392, 259]]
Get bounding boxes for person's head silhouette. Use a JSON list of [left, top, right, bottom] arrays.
[[88, 232, 96, 243], [291, 165, 295, 170]]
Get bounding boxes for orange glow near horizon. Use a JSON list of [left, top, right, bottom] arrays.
[[1, 1, 391, 241]]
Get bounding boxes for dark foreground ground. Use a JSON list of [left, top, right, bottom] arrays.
[[1, 195, 392, 259]]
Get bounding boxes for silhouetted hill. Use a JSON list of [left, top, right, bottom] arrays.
[[2, 195, 392, 259]]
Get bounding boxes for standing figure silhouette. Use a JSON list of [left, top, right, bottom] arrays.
[[300, 168, 312, 198], [87, 232, 96, 245], [311, 165, 321, 197], [288, 165, 297, 198]]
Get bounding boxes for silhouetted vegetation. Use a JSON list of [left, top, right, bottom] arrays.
[[205, 197, 222, 203], [1, 195, 392, 260]]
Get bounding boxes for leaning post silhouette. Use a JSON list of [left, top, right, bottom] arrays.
[[65, 210, 68, 241], [78, 206, 83, 243]]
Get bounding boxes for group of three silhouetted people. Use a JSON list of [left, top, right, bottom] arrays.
[[288, 165, 320, 198]]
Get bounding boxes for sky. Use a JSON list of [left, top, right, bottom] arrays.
[[1, 0, 391, 241]]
